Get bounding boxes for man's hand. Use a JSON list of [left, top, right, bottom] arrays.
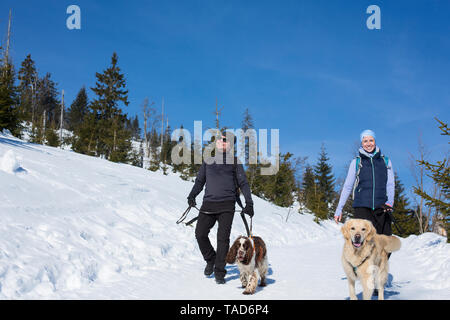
[[188, 197, 196, 207], [242, 204, 254, 217]]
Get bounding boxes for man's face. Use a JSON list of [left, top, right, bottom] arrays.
[[216, 135, 230, 152]]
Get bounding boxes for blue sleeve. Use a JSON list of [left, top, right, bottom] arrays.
[[334, 159, 356, 217], [386, 159, 395, 207]]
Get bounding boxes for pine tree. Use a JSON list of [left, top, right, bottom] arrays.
[[392, 173, 419, 236], [241, 108, 258, 190], [249, 160, 268, 199], [241, 108, 254, 163], [109, 114, 133, 163], [130, 115, 141, 140], [171, 125, 190, 178], [72, 110, 96, 156], [263, 153, 298, 207], [301, 164, 316, 210], [161, 121, 174, 166], [45, 125, 60, 147], [35, 73, 60, 127], [0, 53, 20, 136], [148, 127, 161, 171], [130, 140, 144, 168], [414, 118, 449, 241], [300, 162, 328, 222], [89, 52, 131, 161], [29, 113, 45, 144], [17, 54, 38, 121], [314, 144, 335, 205], [67, 86, 88, 131]]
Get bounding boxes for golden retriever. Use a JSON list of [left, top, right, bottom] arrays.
[[341, 219, 401, 300]]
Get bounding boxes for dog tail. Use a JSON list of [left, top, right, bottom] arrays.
[[384, 235, 401, 253]]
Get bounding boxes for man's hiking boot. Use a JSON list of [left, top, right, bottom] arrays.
[[215, 275, 225, 284], [204, 261, 214, 276]]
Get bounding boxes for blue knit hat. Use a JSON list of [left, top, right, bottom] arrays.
[[360, 129, 376, 142]]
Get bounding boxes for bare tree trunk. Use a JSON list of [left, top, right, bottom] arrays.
[[142, 98, 155, 169], [409, 132, 429, 234], [60, 90, 64, 147]]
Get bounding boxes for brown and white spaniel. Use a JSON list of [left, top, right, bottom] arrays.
[[226, 235, 268, 295]]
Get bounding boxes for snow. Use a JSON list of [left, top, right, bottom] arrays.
[[0, 150, 21, 174], [0, 131, 449, 300]]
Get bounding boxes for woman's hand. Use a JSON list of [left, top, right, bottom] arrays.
[[334, 214, 342, 224], [382, 203, 393, 213]]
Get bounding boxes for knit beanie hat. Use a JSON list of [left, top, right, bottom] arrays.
[[360, 129, 376, 142]]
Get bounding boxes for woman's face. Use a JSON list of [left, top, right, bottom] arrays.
[[361, 136, 376, 153]]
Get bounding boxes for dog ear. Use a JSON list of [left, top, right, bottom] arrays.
[[243, 238, 254, 265], [254, 237, 266, 263], [226, 238, 240, 264], [341, 222, 350, 240], [366, 221, 376, 241]]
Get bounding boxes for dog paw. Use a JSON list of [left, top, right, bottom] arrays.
[[259, 280, 266, 287], [242, 290, 254, 295]]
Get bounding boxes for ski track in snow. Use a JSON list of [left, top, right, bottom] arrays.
[[0, 132, 449, 300]]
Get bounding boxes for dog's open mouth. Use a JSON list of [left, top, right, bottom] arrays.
[[352, 240, 363, 248], [237, 252, 245, 261]]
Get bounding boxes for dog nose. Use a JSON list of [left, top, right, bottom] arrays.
[[354, 234, 361, 241]]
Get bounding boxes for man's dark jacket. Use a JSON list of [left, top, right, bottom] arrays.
[[188, 153, 253, 213]]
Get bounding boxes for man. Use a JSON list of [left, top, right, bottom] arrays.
[[187, 131, 254, 284]]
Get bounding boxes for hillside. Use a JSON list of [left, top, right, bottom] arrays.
[[0, 131, 449, 299]]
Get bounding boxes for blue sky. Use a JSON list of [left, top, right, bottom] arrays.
[[1, 0, 449, 200]]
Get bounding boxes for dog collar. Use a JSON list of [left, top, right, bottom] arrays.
[[350, 245, 375, 276]]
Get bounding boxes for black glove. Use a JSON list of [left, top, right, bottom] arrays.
[[188, 196, 196, 207], [382, 203, 393, 214], [242, 204, 254, 217]]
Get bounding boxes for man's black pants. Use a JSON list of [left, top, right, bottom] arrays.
[[195, 211, 234, 278]]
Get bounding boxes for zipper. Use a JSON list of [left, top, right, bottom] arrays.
[[370, 157, 375, 210]]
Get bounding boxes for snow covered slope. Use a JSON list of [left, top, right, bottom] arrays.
[[0, 132, 449, 299]]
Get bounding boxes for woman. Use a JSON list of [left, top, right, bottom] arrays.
[[334, 129, 395, 236]]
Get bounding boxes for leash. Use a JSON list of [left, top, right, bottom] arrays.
[[391, 215, 405, 236], [176, 205, 245, 227], [177, 203, 255, 252], [235, 197, 255, 252], [176, 206, 194, 225], [350, 245, 375, 277], [240, 211, 252, 237], [390, 210, 416, 236]]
